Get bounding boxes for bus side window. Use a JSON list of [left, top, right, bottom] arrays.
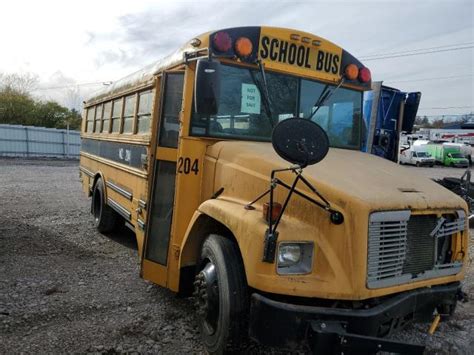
[[94, 104, 103, 133], [123, 95, 136, 134], [102, 102, 112, 133], [137, 90, 153, 134], [159, 73, 184, 148], [86, 107, 95, 133], [111, 98, 123, 133]]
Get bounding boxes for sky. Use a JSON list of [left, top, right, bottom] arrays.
[[0, 0, 472, 118]]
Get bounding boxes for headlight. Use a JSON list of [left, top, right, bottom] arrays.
[[277, 242, 313, 275]]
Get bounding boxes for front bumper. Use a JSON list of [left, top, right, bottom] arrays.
[[452, 162, 469, 167], [417, 160, 435, 166], [249, 282, 461, 353]]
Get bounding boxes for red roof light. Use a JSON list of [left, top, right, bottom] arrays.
[[359, 67, 371, 83], [212, 31, 232, 52]]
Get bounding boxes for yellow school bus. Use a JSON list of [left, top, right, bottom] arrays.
[[80, 26, 468, 353]]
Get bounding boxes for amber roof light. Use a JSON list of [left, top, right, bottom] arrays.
[[344, 64, 359, 81], [235, 37, 253, 57]]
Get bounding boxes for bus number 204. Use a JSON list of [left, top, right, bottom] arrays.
[[177, 157, 199, 175]]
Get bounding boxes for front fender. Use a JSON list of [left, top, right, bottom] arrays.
[[180, 198, 352, 298]]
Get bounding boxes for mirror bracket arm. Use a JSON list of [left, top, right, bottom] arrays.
[[183, 49, 210, 64], [254, 166, 344, 263]]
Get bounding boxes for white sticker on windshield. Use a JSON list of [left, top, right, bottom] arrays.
[[241, 84, 261, 114]]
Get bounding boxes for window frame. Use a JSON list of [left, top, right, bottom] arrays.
[[101, 101, 112, 133], [85, 106, 96, 133], [136, 89, 154, 135], [94, 104, 103, 133], [122, 94, 137, 134], [159, 72, 184, 148], [111, 97, 124, 134]]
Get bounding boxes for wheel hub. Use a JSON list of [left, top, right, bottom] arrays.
[[193, 262, 219, 334]]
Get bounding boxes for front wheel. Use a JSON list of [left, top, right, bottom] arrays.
[[194, 235, 248, 354]]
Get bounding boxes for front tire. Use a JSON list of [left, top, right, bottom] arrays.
[[194, 235, 248, 354], [91, 178, 118, 233]]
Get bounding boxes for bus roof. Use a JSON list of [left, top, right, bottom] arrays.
[[84, 40, 201, 105], [85, 26, 369, 105]]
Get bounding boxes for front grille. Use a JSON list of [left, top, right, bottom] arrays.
[[367, 210, 464, 289], [403, 215, 437, 275]]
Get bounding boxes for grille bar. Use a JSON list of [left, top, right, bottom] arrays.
[[437, 219, 465, 238], [367, 211, 409, 286]]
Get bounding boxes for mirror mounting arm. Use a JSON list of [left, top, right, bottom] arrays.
[[245, 165, 344, 263]]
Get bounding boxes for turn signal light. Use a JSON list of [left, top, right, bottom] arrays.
[[212, 31, 232, 52], [235, 37, 253, 57], [344, 64, 359, 80], [359, 67, 371, 83], [263, 202, 282, 223]]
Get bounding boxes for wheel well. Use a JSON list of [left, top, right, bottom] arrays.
[[92, 174, 102, 191], [90, 173, 107, 196], [178, 214, 241, 296]]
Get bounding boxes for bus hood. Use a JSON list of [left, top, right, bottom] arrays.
[[208, 141, 466, 211]]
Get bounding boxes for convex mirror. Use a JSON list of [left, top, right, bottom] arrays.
[[271, 118, 329, 167]]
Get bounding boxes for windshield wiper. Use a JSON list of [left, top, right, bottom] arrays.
[[307, 78, 345, 121], [249, 60, 274, 128]]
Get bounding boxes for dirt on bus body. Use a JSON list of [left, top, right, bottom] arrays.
[[0, 158, 473, 354]]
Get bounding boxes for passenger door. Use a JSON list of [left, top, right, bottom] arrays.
[[141, 71, 184, 287]]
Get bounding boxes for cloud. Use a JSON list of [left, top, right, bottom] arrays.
[[87, 1, 305, 68], [1, 0, 471, 114]]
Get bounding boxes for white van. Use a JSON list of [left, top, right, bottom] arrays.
[[399, 147, 435, 167]]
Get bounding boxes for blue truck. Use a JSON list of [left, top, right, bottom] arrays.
[[362, 82, 421, 161]]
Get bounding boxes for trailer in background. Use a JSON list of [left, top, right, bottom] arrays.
[[362, 82, 421, 162], [419, 128, 474, 145]]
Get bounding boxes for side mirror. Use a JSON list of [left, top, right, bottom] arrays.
[[271, 118, 329, 168], [194, 59, 221, 115]]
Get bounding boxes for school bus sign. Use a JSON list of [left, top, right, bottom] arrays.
[[258, 29, 342, 82]]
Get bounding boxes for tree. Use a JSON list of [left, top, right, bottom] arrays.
[[33, 101, 69, 128], [0, 72, 39, 95], [431, 119, 445, 128], [0, 71, 81, 130], [0, 88, 36, 125], [414, 115, 430, 127], [61, 108, 82, 130]]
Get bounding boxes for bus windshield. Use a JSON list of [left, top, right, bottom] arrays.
[[191, 64, 362, 149]]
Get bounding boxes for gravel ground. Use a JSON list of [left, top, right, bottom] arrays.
[[0, 159, 473, 354]]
